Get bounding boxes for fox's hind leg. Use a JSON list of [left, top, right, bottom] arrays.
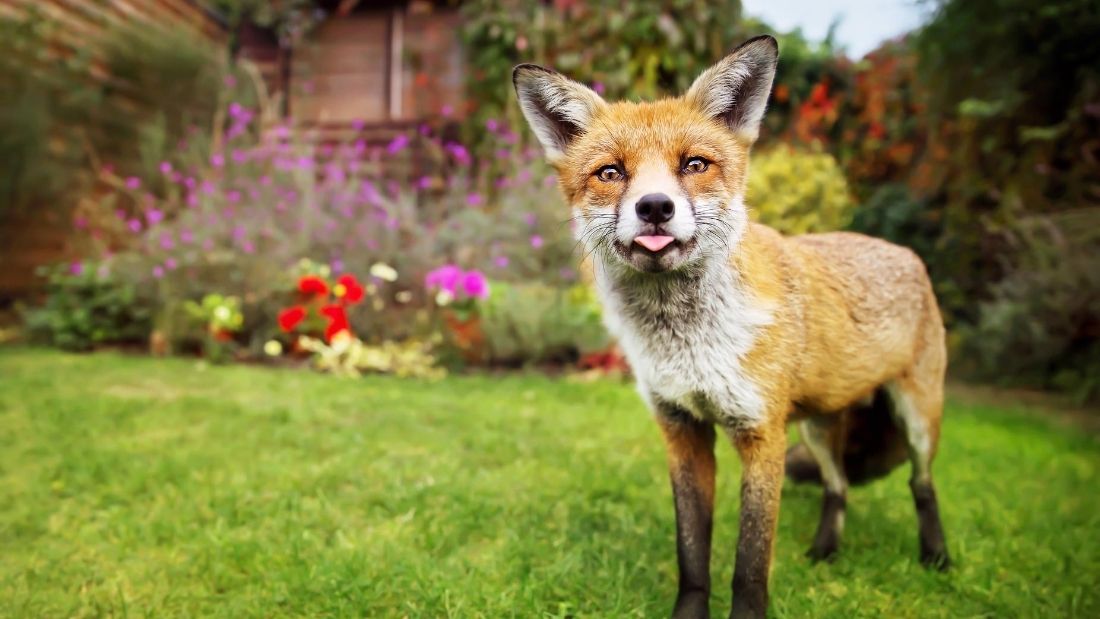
[[885, 375, 951, 570], [799, 415, 848, 562]]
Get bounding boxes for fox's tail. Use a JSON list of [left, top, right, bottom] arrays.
[[786, 387, 910, 486]]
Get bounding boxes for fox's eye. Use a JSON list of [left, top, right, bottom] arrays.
[[596, 165, 623, 182], [683, 157, 709, 174]]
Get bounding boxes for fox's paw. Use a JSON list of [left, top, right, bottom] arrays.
[[920, 548, 952, 572], [805, 542, 839, 563], [671, 591, 710, 619]]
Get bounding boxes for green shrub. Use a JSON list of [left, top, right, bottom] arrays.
[[479, 282, 608, 367], [957, 210, 1100, 404], [747, 145, 854, 234], [24, 262, 153, 351]]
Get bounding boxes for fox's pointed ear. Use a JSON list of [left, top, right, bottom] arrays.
[[686, 35, 778, 144], [513, 64, 605, 160]]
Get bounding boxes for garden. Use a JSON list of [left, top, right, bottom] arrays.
[[1, 0, 1098, 616]]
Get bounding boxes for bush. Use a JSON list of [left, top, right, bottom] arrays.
[[479, 282, 608, 367], [958, 210, 1100, 404], [24, 262, 153, 351], [746, 145, 854, 234]]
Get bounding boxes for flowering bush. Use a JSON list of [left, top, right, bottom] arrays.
[[183, 293, 243, 363]]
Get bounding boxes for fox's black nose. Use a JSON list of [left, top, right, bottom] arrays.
[[635, 193, 675, 224]]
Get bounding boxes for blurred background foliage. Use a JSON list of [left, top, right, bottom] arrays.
[[2, 0, 1098, 402]]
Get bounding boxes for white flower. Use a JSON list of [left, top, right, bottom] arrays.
[[263, 340, 283, 356], [435, 290, 453, 306], [370, 262, 398, 282]]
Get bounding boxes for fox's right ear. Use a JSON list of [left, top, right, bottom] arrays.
[[513, 64, 605, 160], [686, 35, 779, 144]]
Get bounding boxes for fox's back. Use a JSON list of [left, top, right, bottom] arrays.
[[782, 228, 944, 410]]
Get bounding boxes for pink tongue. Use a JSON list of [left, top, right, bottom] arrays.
[[634, 235, 675, 252]]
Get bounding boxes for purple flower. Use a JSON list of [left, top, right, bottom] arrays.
[[69, 261, 84, 276], [418, 124, 432, 136], [165, 257, 178, 270], [386, 133, 410, 154], [259, 175, 272, 186], [517, 169, 533, 183], [127, 218, 143, 233], [296, 156, 314, 170], [223, 74, 237, 88], [226, 190, 242, 204], [229, 102, 244, 118], [152, 265, 165, 279], [125, 177, 141, 190], [592, 81, 605, 95], [466, 193, 483, 206], [445, 143, 471, 165], [486, 118, 500, 132], [201, 180, 216, 195], [159, 161, 173, 174], [159, 233, 175, 250], [241, 240, 255, 254], [231, 149, 248, 164], [493, 255, 510, 268], [425, 265, 463, 294], [146, 209, 164, 225], [211, 153, 225, 167], [440, 104, 454, 117], [462, 270, 490, 300], [530, 235, 544, 249], [180, 229, 194, 244], [415, 176, 432, 190], [331, 259, 345, 274], [351, 118, 366, 131], [74, 216, 87, 229]]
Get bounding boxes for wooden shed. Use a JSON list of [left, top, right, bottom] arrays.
[[236, 0, 465, 142]]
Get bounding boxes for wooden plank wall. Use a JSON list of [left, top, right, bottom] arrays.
[[0, 0, 226, 302]]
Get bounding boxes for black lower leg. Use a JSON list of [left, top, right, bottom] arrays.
[[806, 490, 846, 562], [911, 479, 950, 570]]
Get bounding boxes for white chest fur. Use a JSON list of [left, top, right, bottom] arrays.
[[595, 261, 773, 428]]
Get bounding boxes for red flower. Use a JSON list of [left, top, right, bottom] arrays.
[[320, 304, 350, 342], [337, 274, 365, 304], [298, 275, 329, 296], [278, 306, 307, 332]]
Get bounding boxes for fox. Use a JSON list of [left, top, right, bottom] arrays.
[[512, 35, 950, 619]]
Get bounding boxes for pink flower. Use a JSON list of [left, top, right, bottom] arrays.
[[74, 216, 87, 229], [152, 265, 165, 279], [69, 261, 84, 276], [159, 233, 174, 250], [486, 118, 499, 132], [231, 149, 248, 164], [180, 229, 194, 244], [165, 257, 178, 270], [493, 256, 510, 268], [386, 134, 410, 154], [125, 177, 141, 190], [466, 193, 483, 206], [524, 213, 537, 227], [127, 218, 143, 233], [462, 270, 490, 300], [211, 153, 225, 167], [226, 190, 242, 204], [592, 81, 605, 95], [440, 104, 454, 117], [415, 176, 432, 190], [530, 235, 544, 249], [159, 161, 173, 174], [425, 265, 463, 294], [223, 74, 237, 88], [351, 118, 365, 131], [146, 209, 164, 225]]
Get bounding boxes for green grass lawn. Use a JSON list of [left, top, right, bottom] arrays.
[[1, 348, 1097, 618]]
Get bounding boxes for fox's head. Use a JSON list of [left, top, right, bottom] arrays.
[[513, 36, 778, 274]]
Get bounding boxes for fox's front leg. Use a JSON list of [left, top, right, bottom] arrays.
[[728, 420, 787, 619], [656, 405, 717, 619]]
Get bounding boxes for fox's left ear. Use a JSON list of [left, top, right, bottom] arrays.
[[686, 35, 779, 144], [513, 64, 606, 161]]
